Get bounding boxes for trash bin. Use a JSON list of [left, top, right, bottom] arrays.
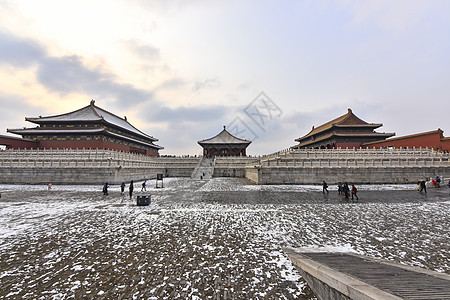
[[137, 195, 151, 206]]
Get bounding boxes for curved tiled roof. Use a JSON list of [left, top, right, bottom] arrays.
[[25, 100, 158, 142], [198, 126, 251, 145], [295, 108, 382, 142], [292, 132, 395, 148], [7, 127, 164, 149]]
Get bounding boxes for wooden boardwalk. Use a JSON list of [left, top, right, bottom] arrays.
[[287, 251, 450, 300]]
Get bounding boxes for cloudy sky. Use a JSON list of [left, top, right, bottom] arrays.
[[1, 0, 449, 155]]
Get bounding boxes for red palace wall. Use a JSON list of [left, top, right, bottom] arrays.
[[335, 142, 363, 149], [362, 131, 450, 151], [0, 136, 38, 149]]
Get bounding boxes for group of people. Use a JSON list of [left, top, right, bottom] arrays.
[[431, 176, 441, 188], [322, 181, 359, 200], [418, 176, 449, 193], [103, 180, 148, 198]]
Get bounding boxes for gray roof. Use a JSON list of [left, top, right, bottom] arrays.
[[8, 128, 105, 135], [25, 100, 158, 142], [198, 126, 252, 145]]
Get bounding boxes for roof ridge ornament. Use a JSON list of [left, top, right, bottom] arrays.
[[348, 108, 352, 113], [90, 99, 95, 106]]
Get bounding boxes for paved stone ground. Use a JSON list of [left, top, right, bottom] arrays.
[[0, 178, 449, 299]]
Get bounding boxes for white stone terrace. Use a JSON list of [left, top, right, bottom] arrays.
[[0, 148, 200, 169], [256, 147, 450, 168]]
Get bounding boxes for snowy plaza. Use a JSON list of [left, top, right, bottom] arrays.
[[1, 178, 449, 299]]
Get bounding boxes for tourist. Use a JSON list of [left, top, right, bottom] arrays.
[[103, 182, 109, 195], [48, 182, 52, 190], [129, 180, 134, 199], [351, 184, 359, 201], [141, 180, 147, 192], [448, 180, 450, 194], [420, 180, 427, 193], [343, 182, 350, 199], [436, 176, 441, 187], [432, 179, 437, 188], [120, 182, 125, 195], [337, 182, 342, 194], [322, 181, 329, 193], [417, 181, 421, 192]]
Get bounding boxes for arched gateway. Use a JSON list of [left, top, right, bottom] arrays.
[[198, 126, 251, 158]]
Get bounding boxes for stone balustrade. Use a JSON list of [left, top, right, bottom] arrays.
[[1, 148, 448, 184], [0, 149, 200, 184], [260, 157, 449, 167], [257, 147, 449, 167], [0, 149, 200, 169]]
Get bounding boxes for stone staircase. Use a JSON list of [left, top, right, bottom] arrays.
[[191, 157, 214, 180]]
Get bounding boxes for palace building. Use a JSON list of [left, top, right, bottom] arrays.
[[4, 100, 163, 156], [292, 108, 395, 149], [198, 126, 251, 157]]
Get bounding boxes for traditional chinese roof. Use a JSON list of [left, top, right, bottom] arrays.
[[198, 126, 252, 145], [24, 100, 158, 142], [295, 132, 395, 148], [295, 108, 385, 142], [6, 128, 163, 149]]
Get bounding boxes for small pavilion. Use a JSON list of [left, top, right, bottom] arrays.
[[198, 126, 251, 157]]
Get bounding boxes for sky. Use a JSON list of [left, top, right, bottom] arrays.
[[1, 0, 449, 155]]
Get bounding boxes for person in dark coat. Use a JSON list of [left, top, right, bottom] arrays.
[[343, 182, 350, 199], [420, 180, 427, 193], [120, 182, 125, 195], [351, 184, 359, 201], [322, 181, 329, 193], [129, 180, 134, 199], [103, 182, 109, 195]]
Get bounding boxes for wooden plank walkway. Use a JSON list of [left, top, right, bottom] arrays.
[[287, 251, 450, 300]]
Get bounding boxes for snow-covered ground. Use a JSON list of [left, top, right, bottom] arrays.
[[0, 178, 449, 299]]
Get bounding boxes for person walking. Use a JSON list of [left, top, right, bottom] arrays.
[[337, 182, 342, 195], [322, 181, 329, 193], [420, 180, 427, 193], [343, 182, 350, 199], [141, 180, 147, 192], [129, 180, 134, 199], [120, 182, 125, 195], [351, 184, 359, 201], [103, 182, 109, 195]]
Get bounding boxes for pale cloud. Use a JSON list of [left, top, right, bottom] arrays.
[[192, 77, 221, 93], [123, 40, 161, 61]]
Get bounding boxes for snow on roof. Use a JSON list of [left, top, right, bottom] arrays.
[[295, 109, 383, 142], [7, 128, 105, 135], [25, 100, 158, 142], [198, 126, 252, 145]]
